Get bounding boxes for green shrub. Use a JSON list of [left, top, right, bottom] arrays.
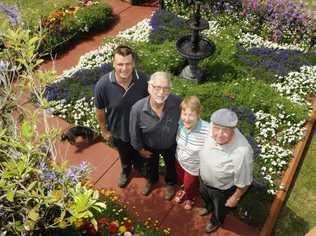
[[172, 76, 308, 122], [133, 40, 186, 75]]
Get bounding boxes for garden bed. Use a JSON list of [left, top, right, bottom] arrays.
[[260, 99, 316, 236], [0, 0, 113, 55], [44, 4, 315, 231]]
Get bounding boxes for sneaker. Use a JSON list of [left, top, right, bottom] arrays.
[[143, 182, 155, 196], [197, 207, 210, 216], [118, 173, 129, 188], [183, 200, 194, 210], [164, 185, 176, 201], [205, 222, 220, 233]]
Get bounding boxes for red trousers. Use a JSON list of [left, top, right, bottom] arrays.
[[175, 160, 199, 201]]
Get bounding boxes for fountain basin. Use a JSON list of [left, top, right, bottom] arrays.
[[176, 35, 216, 60]]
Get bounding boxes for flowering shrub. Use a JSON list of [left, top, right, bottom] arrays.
[[80, 190, 170, 236], [149, 9, 188, 43], [254, 106, 306, 193], [118, 18, 152, 42], [271, 65, 316, 105], [164, 0, 314, 47], [242, 0, 314, 45], [40, 0, 112, 53], [50, 97, 99, 130], [238, 32, 305, 51]]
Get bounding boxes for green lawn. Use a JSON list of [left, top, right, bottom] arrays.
[[301, 0, 316, 10], [274, 126, 316, 235], [1, 0, 77, 26]]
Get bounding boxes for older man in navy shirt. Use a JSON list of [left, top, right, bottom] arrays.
[[130, 71, 181, 200]]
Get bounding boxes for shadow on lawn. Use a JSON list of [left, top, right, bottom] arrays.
[[273, 205, 309, 235]]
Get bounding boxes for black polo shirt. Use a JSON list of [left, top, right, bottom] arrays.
[[95, 70, 148, 142]]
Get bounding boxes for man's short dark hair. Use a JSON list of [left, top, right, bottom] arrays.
[[113, 45, 136, 61]]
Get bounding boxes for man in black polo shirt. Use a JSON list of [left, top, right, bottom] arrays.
[[95, 45, 148, 188], [129, 71, 181, 200]]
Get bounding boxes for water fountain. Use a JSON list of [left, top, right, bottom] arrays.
[[176, 1, 216, 83]]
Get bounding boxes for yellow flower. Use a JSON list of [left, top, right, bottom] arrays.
[[119, 225, 127, 233], [58, 220, 68, 229], [49, 17, 56, 23], [74, 219, 84, 228]]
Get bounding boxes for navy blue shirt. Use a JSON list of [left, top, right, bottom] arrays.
[[95, 70, 148, 142], [129, 94, 182, 150]]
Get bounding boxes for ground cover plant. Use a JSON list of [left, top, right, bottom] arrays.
[[0, 22, 168, 236], [0, 0, 113, 54], [44, 5, 316, 228]]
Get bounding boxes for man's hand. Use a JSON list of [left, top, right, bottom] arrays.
[[225, 195, 240, 208], [139, 148, 153, 158], [101, 129, 112, 141]]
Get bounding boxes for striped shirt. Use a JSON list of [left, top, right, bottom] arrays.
[[176, 119, 209, 176]]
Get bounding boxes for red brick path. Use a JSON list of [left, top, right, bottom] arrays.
[[40, 1, 259, 235]]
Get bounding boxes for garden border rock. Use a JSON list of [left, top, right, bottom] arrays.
[[260, 99, 316, 236]]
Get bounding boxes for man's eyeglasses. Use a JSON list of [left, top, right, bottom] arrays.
[[150, 84, 171, 92]]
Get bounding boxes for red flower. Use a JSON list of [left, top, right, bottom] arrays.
[[86, 223, 97, 236], [97, 217, 109, 228], [124, 222, 133, 232], [108, 222, 119, 234]]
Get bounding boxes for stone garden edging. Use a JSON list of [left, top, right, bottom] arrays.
[[260, 99, 316, 236]]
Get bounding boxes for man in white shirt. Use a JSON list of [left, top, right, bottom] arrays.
[[199, 108, 253, 233]]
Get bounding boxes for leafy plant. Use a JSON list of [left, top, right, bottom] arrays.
[[0, 25, 107, 235]]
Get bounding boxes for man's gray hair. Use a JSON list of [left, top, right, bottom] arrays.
[[148, 71, 172, 87]]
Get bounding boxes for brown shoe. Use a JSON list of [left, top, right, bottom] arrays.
[[164, 185, 176, 201], [143, 182, 155, 196]]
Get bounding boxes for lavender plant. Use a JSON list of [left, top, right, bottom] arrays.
[[0, 2, 21, 26], [149, 9, 188, 43]]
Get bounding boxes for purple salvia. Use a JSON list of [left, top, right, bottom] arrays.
[[0, 3, 21, 26]]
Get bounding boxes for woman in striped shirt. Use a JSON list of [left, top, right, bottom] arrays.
[[175, 96, 209, 210]]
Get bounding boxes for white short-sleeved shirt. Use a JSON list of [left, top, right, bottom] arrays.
[[199, 123, 253, 190], [176, 119, 209, 176]]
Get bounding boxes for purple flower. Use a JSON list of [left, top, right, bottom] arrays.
[[44, 84, 69, 101], [0, 3, 21, 26], [65, 161, 91, 184], [38, 160, 64, 189], [149, 9, 187, 43]]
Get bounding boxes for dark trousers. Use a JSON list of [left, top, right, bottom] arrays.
[[112, 138, 143, 175], [145, 144, 177, 186], [199, 178, 236, 225]]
